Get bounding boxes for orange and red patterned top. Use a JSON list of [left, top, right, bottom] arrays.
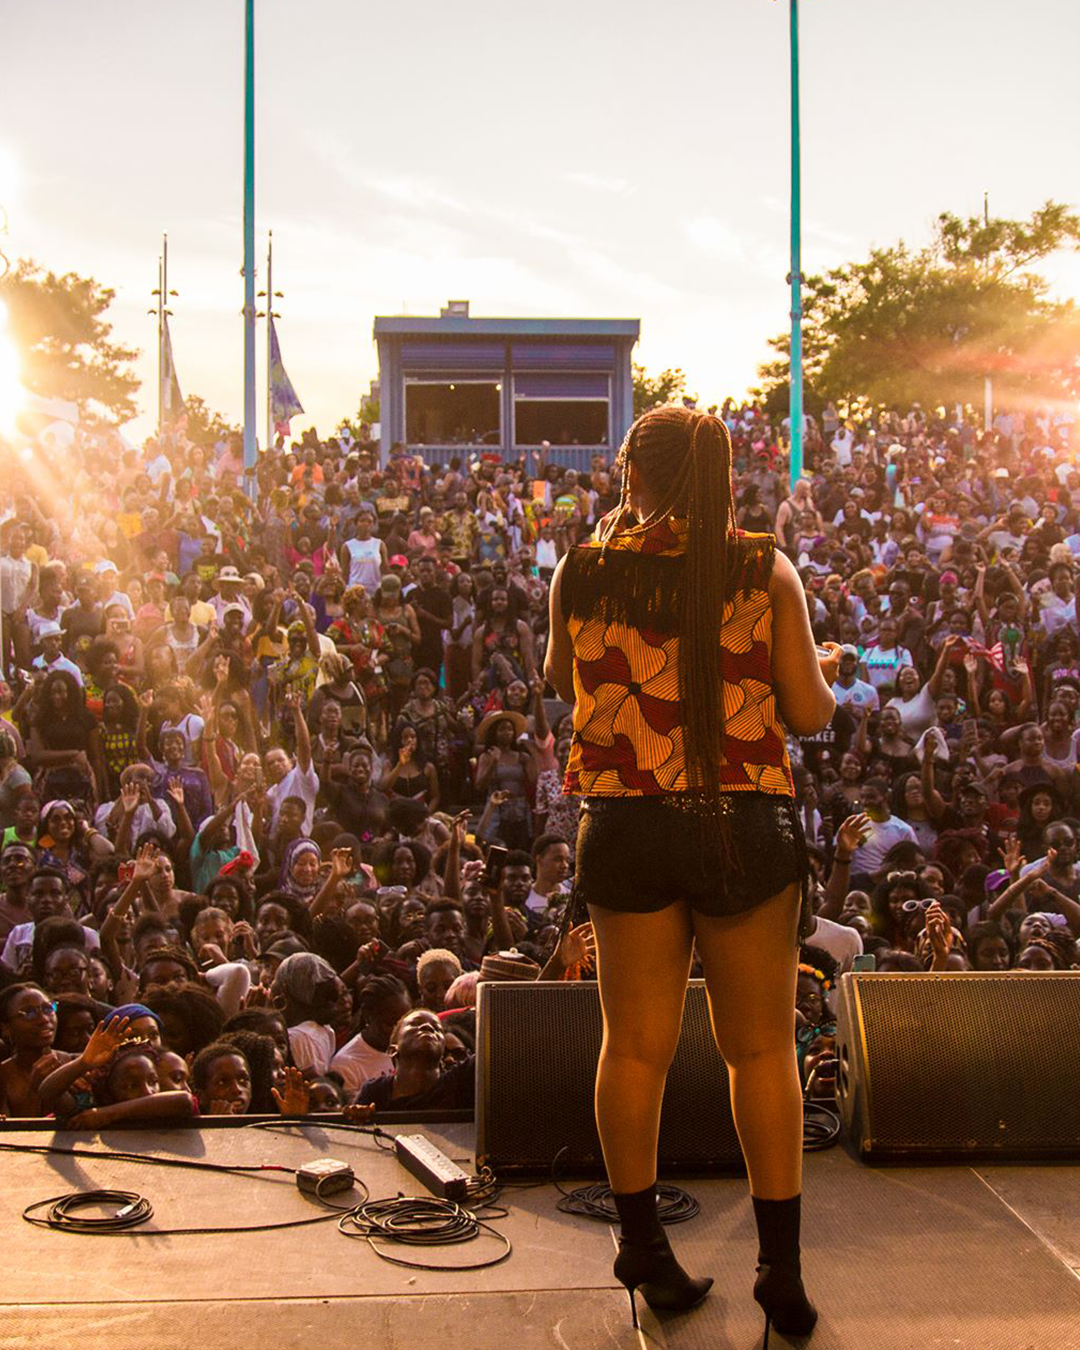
[[562, 516, 793, 798]]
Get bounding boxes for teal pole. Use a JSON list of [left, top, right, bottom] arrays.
[[242, 0, 257, 499], [788, 0, 803, 490]]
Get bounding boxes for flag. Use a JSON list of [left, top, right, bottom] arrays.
[[162, 316, 184, 426], [269, 316, 304, 435]]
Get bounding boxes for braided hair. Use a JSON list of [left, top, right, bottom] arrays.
[[600, 406, 740, 809]]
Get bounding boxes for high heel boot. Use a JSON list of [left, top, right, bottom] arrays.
[[751, 1194, 817, 1347], [612, 1184, 712, 1328]]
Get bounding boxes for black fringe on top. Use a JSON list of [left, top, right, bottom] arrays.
[[561, 536, 776, 634]]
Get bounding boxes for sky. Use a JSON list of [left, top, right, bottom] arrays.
[[2, 0, 1079, 442]]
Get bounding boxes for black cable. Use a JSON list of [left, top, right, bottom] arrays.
[[556, 1178, 701, 1224], [26, 1190, 153, 1234], [801, 1097, 842, 1149], [337, 1196, 512, 1271]]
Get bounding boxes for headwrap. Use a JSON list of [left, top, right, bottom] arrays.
[[280, 838, 322, 899], [271, 952, 336, 1007], [104, 1003, 162, 1029]]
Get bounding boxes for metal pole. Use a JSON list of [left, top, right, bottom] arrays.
[[788, 0, 803, 490], [157, 244, 165, 437], [266, 232, 273, 456], [242, 0, 257, 499], [983, 192, 992, 437]]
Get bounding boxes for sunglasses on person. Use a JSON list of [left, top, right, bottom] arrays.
[[9, 1002, 58, 1022], [887, 870, 918, 885]]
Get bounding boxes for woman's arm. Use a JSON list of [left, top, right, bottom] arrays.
[[424, 762, 440, 811], [543, 557, 574, 703], [517, 621, 537, 680], [768, 551, 837, 735]]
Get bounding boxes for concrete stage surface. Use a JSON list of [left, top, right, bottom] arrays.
[[1, 1120, 1078, 1350]]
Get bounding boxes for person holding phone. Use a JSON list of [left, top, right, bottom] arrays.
[[546, 407, 838, 1343]]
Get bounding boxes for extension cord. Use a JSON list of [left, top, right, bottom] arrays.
[[394, 1134, 469, 1200]]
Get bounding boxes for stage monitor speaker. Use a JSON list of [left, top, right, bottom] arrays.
[[836, 970, 1080, 1163], [475, 979, 744, 1177]]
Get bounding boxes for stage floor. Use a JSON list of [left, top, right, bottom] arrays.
[[1, 1121, 1078, 1349]]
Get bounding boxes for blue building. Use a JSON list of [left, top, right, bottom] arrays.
[[374, 301, 640, 473]]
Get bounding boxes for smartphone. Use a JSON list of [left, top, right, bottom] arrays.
[[118, 861, 135, 883], [852, 954, 876, 973], [483, 844, 509, 887]]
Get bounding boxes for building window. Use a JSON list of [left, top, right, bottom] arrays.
[[514, 399, 609, 448], [405, 381, 501, 447]]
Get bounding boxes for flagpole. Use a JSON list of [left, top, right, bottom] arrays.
[[242, 0, 257, 500], [266, 231, 273, 455], [788, 0, 804, 491], [157, 243, 165, 437]]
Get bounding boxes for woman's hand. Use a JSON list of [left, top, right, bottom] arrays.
[[835, 813, 871, 857], [231, 920, 259, 959], [131, 842, 159, 884], [167, 777, 186, 807], [120, 781, 140, 816], [272, 1066, 311, 1116], [342, 1102, 376, 1125], [1000, 835, 1026, 878], [81, 1017, 131, 1070], [398, 744, 413, 765], [557, 921, 595, 969], [816, 642, 842, 687], [924, 901, 954, 963]]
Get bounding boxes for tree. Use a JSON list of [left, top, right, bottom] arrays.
[[759, 201, 1080, 413], [1, 258, 140, 425], [178, 395, 239, 449], [336, 392, 379, 445], [633, 363, 690, 417]]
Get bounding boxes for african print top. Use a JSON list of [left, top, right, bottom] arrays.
[[561, 516, 793, 798]]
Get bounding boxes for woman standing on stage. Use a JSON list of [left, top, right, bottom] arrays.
[[545, 406, 838, 1345]]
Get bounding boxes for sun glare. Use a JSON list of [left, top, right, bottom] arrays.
[[0, 297, 25, 436]]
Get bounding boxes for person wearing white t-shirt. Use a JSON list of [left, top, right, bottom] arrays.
[[273, 952, 340, 1076], [860, 618, 913, 694], [340, 510, 387, 594], [330, 974, 411, 1094], [263, 696, 319, 832], [831, 646, 879, 722], [850, 778, 918, 877]]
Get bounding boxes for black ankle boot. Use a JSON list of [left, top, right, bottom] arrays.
[[751, 1194, 817, 1346], [611, 1184, 712, 1328]]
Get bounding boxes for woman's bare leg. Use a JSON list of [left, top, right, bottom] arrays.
[[588, 901, 695, 1193], [691, 885, 803, 1200]]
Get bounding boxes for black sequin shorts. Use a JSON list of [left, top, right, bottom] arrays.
[[574, 792, 813, 945]]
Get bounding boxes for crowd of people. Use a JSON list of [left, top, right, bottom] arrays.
[[0, 393, 1077, 1122]]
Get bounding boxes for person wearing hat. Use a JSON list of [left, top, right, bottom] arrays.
[[831, 645, 878, 722], [210, 566, 251, 626], [475, 710, 536, 851], [94, 559, 134, 621], [31, 621, 84, 687]]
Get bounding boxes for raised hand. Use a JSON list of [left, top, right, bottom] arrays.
[[81, 1017, 131, 1070], [330, 847, 353, 881], [167, 777, 186, 806], [139, 689, 156, 710], [924, 902, 954, 961], [132, 842, 159, 883], [271, 1066, 311, 1116], [836, 813, 872, 857], [963, 652, 979, 675], [120, 781, 140, 816], [1000, 835, 1025, 877]]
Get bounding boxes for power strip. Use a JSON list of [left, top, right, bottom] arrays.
[[394, 1133, 470, 1200]]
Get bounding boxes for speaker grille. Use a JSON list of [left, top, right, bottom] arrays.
[[838, 972, 1080, 1159], [476, 980, 743, 1176]]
